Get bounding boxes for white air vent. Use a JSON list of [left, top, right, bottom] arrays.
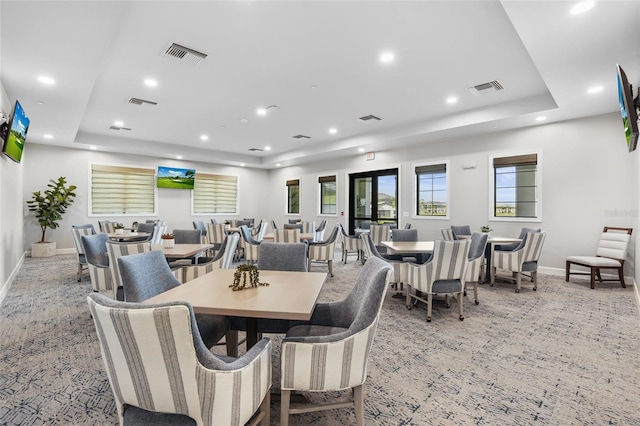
[[467, 80, 504, 96], [128, 97, 158, 108], [109, 126, 132, 131], [359, 114, 381, 122], [248, 148, 264, 152], [163, 43, 207, 65], [293, 134, 311, 139]]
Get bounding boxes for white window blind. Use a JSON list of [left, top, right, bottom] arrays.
[[91, 164, 156, 214], [193, 173, 238, 214]]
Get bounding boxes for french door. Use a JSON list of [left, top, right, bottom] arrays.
[[348, 168, 398, 234]]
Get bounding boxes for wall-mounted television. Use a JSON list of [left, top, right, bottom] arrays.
[[616, 64, 639, 152], [2, 100, 30, 163], [157, 166, 196, 189]]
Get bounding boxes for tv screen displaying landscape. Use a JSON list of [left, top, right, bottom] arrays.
[[2, 100, 29, 163], [157, 166, 196, 189]]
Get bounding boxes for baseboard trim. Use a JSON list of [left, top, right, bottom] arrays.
[[26, 248, 76, 257], [0, 252, 25, 305], [540, 266, 635, 286]]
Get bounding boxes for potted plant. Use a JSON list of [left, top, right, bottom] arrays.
[[161, 233, 175, 248], [113, 223, 125, 235], [26, 176, 77, 257], [481, 225, 493, 234]]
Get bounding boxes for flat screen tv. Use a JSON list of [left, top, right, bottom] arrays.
[[616, 64, 639, 152], [157, 166, 196, 189], [2, 100, 30, 163]]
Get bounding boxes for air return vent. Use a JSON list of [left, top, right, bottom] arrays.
[[293, 134, 311, 139], [358, 114, 381, 122], [109, 126, 132, 131], [128, 97, 158, 108], [467, 80, 504, 96], [248, 148, 264, 152], [163, 43, 208, 65]]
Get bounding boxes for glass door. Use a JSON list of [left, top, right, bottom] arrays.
[[348, 168, 398, 233]]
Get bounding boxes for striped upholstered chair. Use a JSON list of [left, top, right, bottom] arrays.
[[239, 225, 261, 264], [206, 223, 227, 255], [440, 228, 455, 241], [172, 234, 240, 283], [87, 293, 272, 426], [81, 233, 113, 294], [491, 231, 546, 293], [307, 225, 340, 276], [279, 256, 393, 426], [369, 224, 390, 253], [464, 232, 489, 305], [71, 224, 96, 281], [274, 229, 301, 243], [106, 240, 152, 300], [339, 223, 362, 264], [405, 239, 471, 322]]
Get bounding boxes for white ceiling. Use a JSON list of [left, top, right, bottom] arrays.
[[1, 1, 639, 169]]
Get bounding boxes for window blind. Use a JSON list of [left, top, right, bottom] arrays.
[[91, 164, 156, 214], [193, 173, 238, 214]]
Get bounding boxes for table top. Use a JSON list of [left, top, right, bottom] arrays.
[[262, 232, 314, 242], [381, 241, 434, 253], [456, 235, 522, 244], [145, 268, 327, 320], [107, 232, 150, 240], [151, 243, 214, 258]]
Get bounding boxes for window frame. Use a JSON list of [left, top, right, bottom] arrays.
[[88, 163, 157, 217], [285, 178, 301, 216], [488, 151, 542, 223], [413, 159, 450, 220], [191, 172, 239, 216], [318, 174, 338, 216]]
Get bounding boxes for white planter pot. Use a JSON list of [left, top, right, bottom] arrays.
[[32, 242, 56, 257], [163, 239, 175, 248], [115, 229, 124, 235]]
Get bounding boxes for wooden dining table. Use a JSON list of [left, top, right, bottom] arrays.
[[151, 243, 215, 259], [381, 240, 434, 264], [107, 232, 150, 241], [145, 268, 327, 353], [261, 232, 314, 242]]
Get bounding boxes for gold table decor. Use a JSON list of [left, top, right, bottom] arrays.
[[230, 264, 269, 291]]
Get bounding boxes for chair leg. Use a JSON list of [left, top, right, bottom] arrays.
[[565, 261, 570, 281], [532, 271, 538, 291], [473, 281, 479, 305], [618, 267, 626, 288], [590, 267, 596, 289], [490, 267, 496, 286], [77, 264, 83, 282], [308, 258, 312, 272], [260, 389, 271, 426], [354, 385, 364, 426], [515, 272, 521, 293], [406, 285, 412, 310], [328, 260, 333, 277], [426, 293, 433, 322], [280, 389, 291, 426], [458, 292, 464, 321]]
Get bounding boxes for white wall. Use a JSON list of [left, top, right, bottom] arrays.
[[22, 145, 271, 251], [268, 112, 638, 278]]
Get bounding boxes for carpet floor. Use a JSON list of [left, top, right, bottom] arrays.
[[1, 253, 639, 425]]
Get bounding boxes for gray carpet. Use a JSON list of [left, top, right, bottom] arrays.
[[1, 253, 639, 425]]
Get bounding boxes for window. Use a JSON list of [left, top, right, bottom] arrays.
[[286, 179, 300, 214], [492, 153, 538, 219], [319, 175, 337, 214], [192, 172, 238, 214], [90, 164, 156, 215], [415, 162, 448, 217]]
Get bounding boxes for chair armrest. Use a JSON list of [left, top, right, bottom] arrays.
[[199, 338, 272, 371]]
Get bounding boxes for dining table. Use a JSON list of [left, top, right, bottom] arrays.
[[483, 236, 522, 281], [107, 231, 150, 241], [144, 268, 327, 355], [151, 243, 215, 259], [261, 232, 314, 242], [381, 240, 434, 264]]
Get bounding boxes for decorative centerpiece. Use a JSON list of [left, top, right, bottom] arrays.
[[230, 264, 269, 291], [161, 233, 175, 248], [480, 225, 493, 234], [114, 223, 125, 235]]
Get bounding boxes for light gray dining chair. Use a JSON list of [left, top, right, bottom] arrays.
[[71, 224, 96, 281], [81, 233, 113, 294], [464, 232, 489, 305]]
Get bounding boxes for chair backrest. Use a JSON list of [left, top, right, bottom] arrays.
[[71, 224, 96, 256], [369, 224, 390, 246], [87, 292, 271, 426], [240, 225, 260, 245], [288, 219, 299, 224], [596, 227, 633, 260], [314, 220, 327, 241], [193, 220, 207, 236], [106, 241, 152, 295], [520, 232, 546, 264], [440, 228, 455, 241], [173, 229, 202, 244], [308, 226, 340, 261], [468, 232, 489, 261], [210, 218, 217, 225], [408, 240, 470, 292], [135, 222, 155, 235], [361, 233, 385, 260], [255, 220, 268, 242], [284, 223, 303, 231], [97, 220, 110, 233], [207, 223, 227, 245], [451, 225, 472, 239], [118, 250, 180, 302], [82, 234, 110, 267], [404, 223, 412, 229], [275, 229, 301, 243], [243, 218, 255, 227], [301, 221, 315, 234], [270, 220, 278, 230], [149, 225, 167, 244], [102, 221, 117, 234], [391, 228, 418, 242], [258, 242, 308, 271], [174, 234, 240, 283]]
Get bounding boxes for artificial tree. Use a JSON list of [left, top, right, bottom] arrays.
[[26, 176, 77, 243]]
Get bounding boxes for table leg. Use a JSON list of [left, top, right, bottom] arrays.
[[484, 244, 492, 282], [246, 318, 259, 349]]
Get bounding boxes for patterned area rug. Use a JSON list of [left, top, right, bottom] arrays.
[[1, 253, 639, 425]]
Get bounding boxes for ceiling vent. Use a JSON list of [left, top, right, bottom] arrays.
[[467, 80, 504, 96], [128, 97, 158, 108], [293, 134, 311, 139], [109, 126, 132, 131], [163, 42, 207, 65], [359, 114, 381, 122], [248, 148, 264, 152]]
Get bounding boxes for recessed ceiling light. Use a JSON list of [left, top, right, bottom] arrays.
[[570, 1, 595, 15], [37, 75, 55, 85], [276, 163, 281, 167], [144, 78, 158, 87], [358, 148, 365, 152], [114, 120, 124, 126], [36, 101, 45, 105], [200, 135, 209, 141], [379, 52, 395, 63], [256, 108, 267, 116], [329, 128, 338, 135], [446, 96, 458, 104], [176, 155, 183, 159], [240, 163, 245, 167], [89, 146, 97, 150], [43, 134, 53, 139], [240, 118, 249, 124], [311, 85, 318, 89], [264, 146, 271, 151], [588, 86, 603, 94], [535, 116, 547, 122]]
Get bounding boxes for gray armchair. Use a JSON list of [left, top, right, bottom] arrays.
[[257, 242, 307, 272], [71, 224, 96, 281], [494, 227, 541, 251], [240, 225, 261, 264], [451, 225, 472, 239], [339, 223, 362, 264], [81, 233, 113, 294], [464, 232, 489, 305], [280, 256, 393, 426], [307, 225, 339, 276]]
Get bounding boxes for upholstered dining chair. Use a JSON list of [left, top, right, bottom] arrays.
[[240, 225, 261, 264], [307, 225, 339, 276], [170, 229, 204, 265], [313, 219, 327, 242], [87, 293, 272, 426], [464, 232, 489, 305], [173, 234, 240, 284], [192, 220, 208, 241], [118, 250, 230, 351], [441, 228, 455, 241], [566, 226, 632, 289], [274, 229, 301, 243], [270, 220, 278, 231], [494, 227, 541, 252], [491, 231, 546, 293], [206, 223, 227, 255], [97, 220, 110, 233], [134, 222, 155, 239], [360, 233, 407, 295], [390, 228, 422, 263], [71, 224, 96, 281], [451, 225, 472, 239], [102, 221, 117, 234], [257, 242, 308, 272], [283, 223, 303, 232], [301, 220, 315, 235], [405, 239, 471, 322], [252, 220, 268, 242], [339, 224, 362, 264], [105, 240, 152, 300], [81, 233, 113, 294], [369, 224, 391, 254], [279, 256, 393, 426]]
